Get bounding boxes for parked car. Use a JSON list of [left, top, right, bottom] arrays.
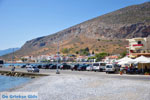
[[77, 64, 88, 71], [60, 63, 71, 70], [0, 60, 4, 68], [105, 64, 115, 73], [105, 64, 120, 73], [86, 64, 93, 71], [49, 64, 57, 69], [26, 64, 32, 68], [41, 64, 53, 69], [71, 64, 80, 71], [21, 65, 26, 68], [27, 66, 39, 73], [36, 64, 42, 69], [92, 62, 106, 72]]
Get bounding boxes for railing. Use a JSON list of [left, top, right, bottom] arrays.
[[132, 44, 143, 46]]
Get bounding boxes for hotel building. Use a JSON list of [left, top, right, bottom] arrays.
[[126, 36, 150, 58]]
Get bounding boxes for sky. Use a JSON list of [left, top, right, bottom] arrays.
[[0, 0, 149, 50]]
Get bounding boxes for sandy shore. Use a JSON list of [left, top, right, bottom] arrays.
[[9, 72, 150, 100]]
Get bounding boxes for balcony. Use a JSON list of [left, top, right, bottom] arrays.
[[132, 44, 143, 46], [133, 38, 144, 41], [130, 53, 150, 57], [132, 44, 143, 50], [126, 45, 129, 48]]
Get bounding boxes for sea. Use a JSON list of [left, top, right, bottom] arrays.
[[0, 63, 35, 91], [0, 63, 46, 91], [3, 63, 37, 67], [0, 75, 31, 92]]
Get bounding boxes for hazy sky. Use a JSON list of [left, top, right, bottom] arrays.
[[0, 0, 149, 50]]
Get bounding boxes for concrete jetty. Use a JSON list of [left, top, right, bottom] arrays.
[[0, 70, 49, 78]]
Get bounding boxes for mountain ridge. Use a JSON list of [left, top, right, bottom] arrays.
[[1, 2, 150, 60], [0, 48, 20, 56]]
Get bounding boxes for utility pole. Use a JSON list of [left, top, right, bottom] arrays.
[[56, 40, 60, 74], [12, 48, 14, 65], [11, 48, 15, 72]]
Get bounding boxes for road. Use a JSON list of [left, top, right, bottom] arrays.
[[1, 67, 150, 81]]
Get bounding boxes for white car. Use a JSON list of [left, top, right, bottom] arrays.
[[92, 62, 106, 72], [86, 65, 93, 71], [105, 64, 116, 73]]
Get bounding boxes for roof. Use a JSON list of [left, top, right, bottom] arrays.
[[106, 56, 118, 59]]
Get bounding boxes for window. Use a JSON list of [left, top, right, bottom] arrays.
[[0, 60, 3, 64], [106, 65, 112, 68], [93, 63, 99, 66], [138, 41, 142, 44], [100, 63, 106, 66]]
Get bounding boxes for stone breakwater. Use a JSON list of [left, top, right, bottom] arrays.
[[0, 70, 49, 78]]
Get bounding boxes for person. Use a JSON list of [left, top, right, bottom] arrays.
[[145, 66, 148, 72], [125, 65, 128, 70], [11, 66, 15, 71]]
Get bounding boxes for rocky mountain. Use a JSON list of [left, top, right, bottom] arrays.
[[2, 2, 150, 60], [0, 48, 20, 56]]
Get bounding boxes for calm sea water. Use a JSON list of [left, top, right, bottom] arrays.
[[0, 75, 31, 92], [4, 63, 37, 67]]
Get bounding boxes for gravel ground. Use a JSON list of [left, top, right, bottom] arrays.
[[11, 73, 150, 100]]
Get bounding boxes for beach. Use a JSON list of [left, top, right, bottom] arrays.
[[8, 70, 150, 100]]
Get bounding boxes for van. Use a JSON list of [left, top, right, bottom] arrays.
[[0, 60, 4, 68], [105, 64, 120, 73], [92, 62, 106, 72]]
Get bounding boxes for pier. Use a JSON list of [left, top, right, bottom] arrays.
[[0, 68, 49, 78]]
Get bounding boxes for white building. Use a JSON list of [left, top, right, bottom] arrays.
[[126, 36, 150, 58]]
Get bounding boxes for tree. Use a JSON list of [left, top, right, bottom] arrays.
[[88, 56, 96, 60], [41, 59, 50, 63], [21, 58, 27, 62], [61, 48, 69, 54], [85, 47, 89, 52], [76, 51, 79, 54], [79, 49, 89, 56], [92, 51, 95, 55], [95, 52, 108, 62], [120, 51, 127, 58]]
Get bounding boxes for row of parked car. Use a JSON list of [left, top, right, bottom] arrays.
[[21, 63, 72, 72], [22, 62, 142, 74], [21, 62, 146, 74], [71, 63, 120, 73], [21, 62, 121, 73]]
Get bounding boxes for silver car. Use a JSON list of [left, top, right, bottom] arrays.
[[86, 65, 93, 71], [92, 62, 106, 72], [27, 66, 39, 73]]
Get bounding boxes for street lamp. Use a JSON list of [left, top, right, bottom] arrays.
[[56, 40, 60, 74]]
